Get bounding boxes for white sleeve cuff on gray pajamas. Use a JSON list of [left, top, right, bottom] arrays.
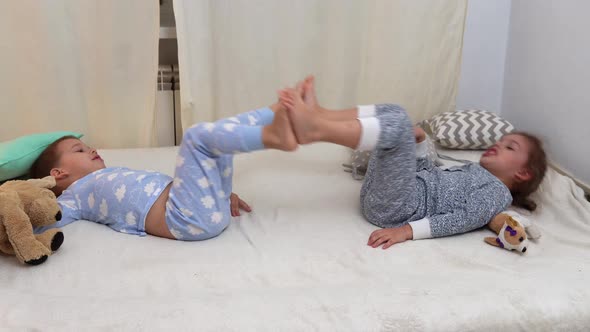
[[415, 140, 429, 158], [409, 217, 433, 240]]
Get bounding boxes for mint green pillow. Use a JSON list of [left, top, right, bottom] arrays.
[[0, 131, 83, 181]]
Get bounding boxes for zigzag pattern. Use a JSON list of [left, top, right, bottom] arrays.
[[428, 110, 514, 149]]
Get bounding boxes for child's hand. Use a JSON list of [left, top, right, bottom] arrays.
[[367, 225, 413, 249], [230, 192, 252, 217], [414, 126, 426, 143]]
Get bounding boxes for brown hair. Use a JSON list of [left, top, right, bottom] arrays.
[[29, 135, 79, 179], [510, 132, 547, 211]]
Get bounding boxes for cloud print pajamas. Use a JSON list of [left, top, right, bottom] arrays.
[[36, 107, 275, 241]]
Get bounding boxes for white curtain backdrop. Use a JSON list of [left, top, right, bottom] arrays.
[[174, 0, 467, 131], [0, 0, 159, 148]]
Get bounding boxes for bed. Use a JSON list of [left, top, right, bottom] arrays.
[[2, 144, 589, 331]]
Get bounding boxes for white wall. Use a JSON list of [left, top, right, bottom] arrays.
[[502, 0, 590, 186], [456, 0, 511, 113]]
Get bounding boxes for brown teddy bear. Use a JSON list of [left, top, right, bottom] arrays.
[[485, 213, 528, 253], [0, 176, 64, 265]]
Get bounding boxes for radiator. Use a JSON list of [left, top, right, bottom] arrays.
[[155, 64, 181, 146]]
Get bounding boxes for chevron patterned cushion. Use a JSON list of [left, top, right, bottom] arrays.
[[425, 110, 514, 149]]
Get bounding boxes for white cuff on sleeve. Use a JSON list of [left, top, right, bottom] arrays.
[[356, 117, 380, 151], [409, 218, 432, 240], [415, 140, 429, 158], [357, 104, 376, 118]]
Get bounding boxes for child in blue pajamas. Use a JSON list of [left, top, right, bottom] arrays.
[[279, 76, 547, 249], [32, 103, 298, 240]]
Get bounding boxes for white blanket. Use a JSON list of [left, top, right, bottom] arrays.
[[1, 144, 589, 331]]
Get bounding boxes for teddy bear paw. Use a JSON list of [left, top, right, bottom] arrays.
[[25, 255, 48, 265], [51, 232, 64, 251]]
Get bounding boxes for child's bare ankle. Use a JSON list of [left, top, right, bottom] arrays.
[[262, 111, 298, 151]]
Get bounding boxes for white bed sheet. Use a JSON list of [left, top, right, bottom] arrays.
[[1, 144, 589, 331]]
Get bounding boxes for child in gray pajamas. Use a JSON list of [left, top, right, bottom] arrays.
[[279, 76, 547, 249]]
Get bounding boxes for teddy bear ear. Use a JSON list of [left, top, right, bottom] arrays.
[[506, 216, 519, 228], [26, 176, 56, 189], [484, 237, 502, 248]]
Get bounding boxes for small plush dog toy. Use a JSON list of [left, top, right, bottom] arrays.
[[0, 176, 64, 265], [485, 213, 529, 253]]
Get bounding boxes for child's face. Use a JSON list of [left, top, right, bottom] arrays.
[[53, 138, 106, 181], [479, 134, 532, 185]]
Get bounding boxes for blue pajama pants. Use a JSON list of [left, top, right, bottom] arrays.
[[165, 107, 275, 240]]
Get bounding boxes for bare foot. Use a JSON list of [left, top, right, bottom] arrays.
[[296, 80, 304, 97], [302, 75, 322, 113], [262, 108, 298, 151], [278, 88, 319, 144]]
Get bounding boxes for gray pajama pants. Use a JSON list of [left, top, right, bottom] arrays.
[[359, 104, 424, 227]]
